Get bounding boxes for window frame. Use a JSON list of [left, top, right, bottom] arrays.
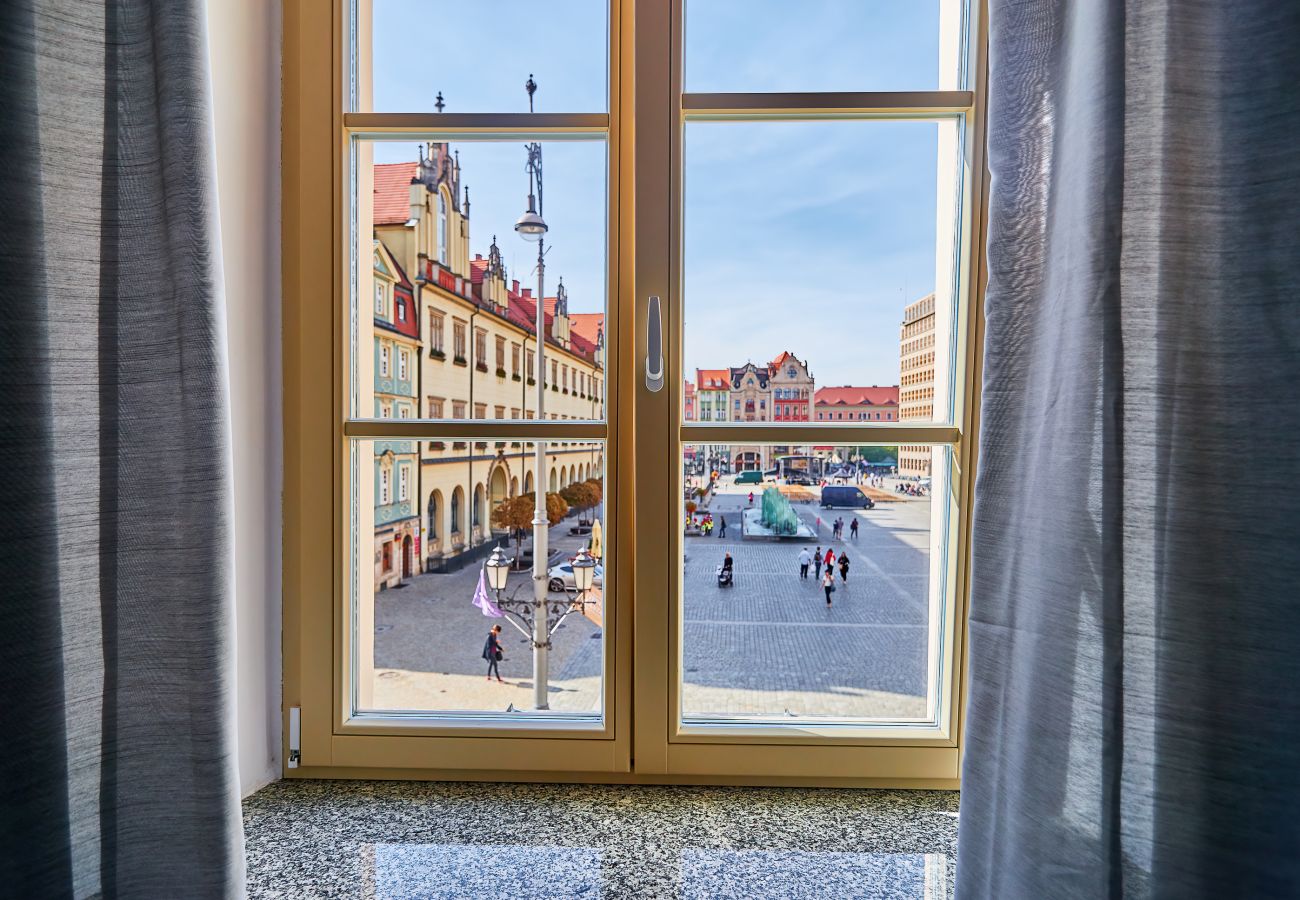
[[281, 0, 987, 785]]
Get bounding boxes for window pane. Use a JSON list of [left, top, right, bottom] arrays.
[[682, 120, 958, 426], [367, 0, 608, 112], [684, 0, 966, 93], [680, 444, 950, 724], [353, 439, 608, 717], [356, 138, 608, 424]]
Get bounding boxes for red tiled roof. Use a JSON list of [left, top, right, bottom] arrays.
[[695, 368, 729, 390], [569, 313, 604, 346], [814, 386, 899, 407], [374, 162, 417, 226]]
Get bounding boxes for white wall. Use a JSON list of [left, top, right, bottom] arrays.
[[206, 0, 283, 797]]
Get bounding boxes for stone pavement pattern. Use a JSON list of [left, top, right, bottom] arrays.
[[369, 477, 933, 720]]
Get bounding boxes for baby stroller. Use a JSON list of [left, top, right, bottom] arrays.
[[716, 561, 734, 587]]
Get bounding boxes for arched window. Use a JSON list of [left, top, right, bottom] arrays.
[[450, 488, 462, 534], [427, 492, 439, 539], [438, 193, 448, 264]]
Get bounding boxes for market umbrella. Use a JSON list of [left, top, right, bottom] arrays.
[[590, 518, 603, 560]]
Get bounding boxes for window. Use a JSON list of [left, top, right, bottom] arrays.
[[495, 336, 506, 373], [453, 321, 466, 361], [396, 298, 405, 322], [287, 0, 981, 784], [374, 282, 385, 315], [429, 311, 444, 354], [438, 192, 448, 265]]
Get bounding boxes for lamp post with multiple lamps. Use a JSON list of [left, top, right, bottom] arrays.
[[483, 544, 598, 711], [509, 73, 558, 710]]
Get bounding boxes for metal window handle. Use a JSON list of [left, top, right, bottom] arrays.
[[645, 294, 664, 392]]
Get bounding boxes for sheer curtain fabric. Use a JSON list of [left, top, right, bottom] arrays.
[[0, 0, 243, 896], [958, 2, 1300, 897]]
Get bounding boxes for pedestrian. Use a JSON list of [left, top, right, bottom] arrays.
[[822, 566, 835, 607], [814, 545, 822, 574], [482, 624, 505, 683], [748, 491, 754, 505], [838, 551, 850, 583], [719, 515, 727, 538], [850, 518, 859, 540], [824, 546, 835, 577], [798, 547, 812, 580]]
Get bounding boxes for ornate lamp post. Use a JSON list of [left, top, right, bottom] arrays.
[[512, 73, 554, 709], [483, 544, 599, 709]]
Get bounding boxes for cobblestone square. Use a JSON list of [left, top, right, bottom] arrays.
[[370, 479, 933, 721]]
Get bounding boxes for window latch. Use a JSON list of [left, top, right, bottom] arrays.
[[645, 294, 664, 392]]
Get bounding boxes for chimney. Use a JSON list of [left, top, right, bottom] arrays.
[[512, 279, 520, 294], [522, 288, 532, 299]]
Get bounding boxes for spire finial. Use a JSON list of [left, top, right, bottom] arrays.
[[434, 91, 445, 113], [525, 74, 537, 112]]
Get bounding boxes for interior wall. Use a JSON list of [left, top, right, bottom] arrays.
[[206, 0, 284, 797]]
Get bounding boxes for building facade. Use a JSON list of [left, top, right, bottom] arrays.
[[372, 241, 421, 589], [899, 292, 936, 477], [814, 385, 899, 422], [369, 142, 606, 578]]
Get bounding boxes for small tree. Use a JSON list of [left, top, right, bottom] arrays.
[[492, 492, 570, 567], [685, 500, 698, 517]]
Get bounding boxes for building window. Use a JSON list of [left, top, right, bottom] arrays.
[[527, 349, 535, 380], [398, 465, 409, 502], [429, 397, 444, 419], [495, 336, 506, 372], [511, 342, 521, 376], [379, 343, 390, 377], [430, 311, 444, 354], [379, 465, 391, 505], [475, 329, 487, 371], [453, 321, 466, 360], [494, 405, 505, 419], [396, 298, 406, 322], [398, 405, 409, 419], [397, 349, 408, 381], [452, 401, 466, 419], [438, 192, 448, 264], [374, 282, 385, 315]]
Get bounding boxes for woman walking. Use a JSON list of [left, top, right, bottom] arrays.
[[824, 546, 836, 577], [822, 567, 835, 607], [838, 551, 850, 583], [482, 624, 505, 682]]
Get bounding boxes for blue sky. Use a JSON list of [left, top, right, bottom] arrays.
[[372, 1, 949, 386]]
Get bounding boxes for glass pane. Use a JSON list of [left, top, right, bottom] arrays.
[[352, 438, 608, 717], [367, 0, 608, 112], [355, 138, 607, 424], [684, 0, 966, 93], [680, 444, 949, 724], [682, 120, 958, 426]]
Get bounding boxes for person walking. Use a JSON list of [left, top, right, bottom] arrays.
[[838, 551, 850, 583], [482, 624, 505, 682], [822, 566, 835, 607], [814, 545, 822, 575], [850, 517, 859, 540], [719, 515, 727, 538], [798, 547, 812, 580], [824, 546, 836, 577]]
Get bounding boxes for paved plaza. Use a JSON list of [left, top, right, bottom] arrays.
[[371, 477, 933, 721]]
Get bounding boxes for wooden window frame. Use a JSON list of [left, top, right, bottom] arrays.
[[282, 0, 988, 786]]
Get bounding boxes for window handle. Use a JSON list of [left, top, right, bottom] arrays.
[[645, 294, 664, 392]]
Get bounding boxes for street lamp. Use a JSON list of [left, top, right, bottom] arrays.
[[570, 547, 597, 594], [514, 74, 554, 710], [485, 544, 511, 593]]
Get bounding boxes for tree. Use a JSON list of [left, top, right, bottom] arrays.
[[561, 480, 601, 517], [491, 492, 569, 567], [685, 500, 698, 517]]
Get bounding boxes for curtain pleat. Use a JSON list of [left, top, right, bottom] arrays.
[[958, 2, 1300, 897], [0, 1, 242, 896]]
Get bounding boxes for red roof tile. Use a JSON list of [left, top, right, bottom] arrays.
[[374, 162, 417, 226], [695, 368, 730, 390], [814, 386, 899, 407]]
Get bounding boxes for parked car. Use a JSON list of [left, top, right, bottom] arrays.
[[820, 485, 874, 509], [734, 470, 764, 485], [547, 561, 606, 592], [786, 473, 813, 485]]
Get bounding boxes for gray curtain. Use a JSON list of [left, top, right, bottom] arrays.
[[957, 1, 1300, 897], [0, 1, 243, 897]]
